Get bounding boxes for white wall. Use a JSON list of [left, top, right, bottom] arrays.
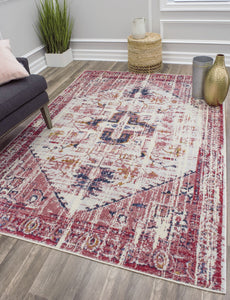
[[0, 0, 41, 55], [70, 0, 230, 66], [0, 0, 46, 73], [0, 0, 230, 72], [71, 0, 149, 39], [70, 0, 150, 62], [160, 0, 230, 66]]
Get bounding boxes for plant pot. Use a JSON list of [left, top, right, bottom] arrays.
[[45, 48, 73, 67]]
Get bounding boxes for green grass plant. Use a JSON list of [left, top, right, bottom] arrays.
[[36, 0, 73, 53]]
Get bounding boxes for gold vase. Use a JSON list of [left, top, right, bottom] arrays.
[[204, 54, 230, 106]]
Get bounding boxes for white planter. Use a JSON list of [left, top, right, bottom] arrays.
[[45, 48, 73, 67]]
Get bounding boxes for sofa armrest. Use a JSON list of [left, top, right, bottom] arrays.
[[16, 57, 30, 74]]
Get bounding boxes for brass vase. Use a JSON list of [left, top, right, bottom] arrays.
[[204, 54, 230, 106]]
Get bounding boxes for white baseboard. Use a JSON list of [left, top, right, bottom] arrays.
[[25, 39, 230, 74], [70, 38, 128, 62], [163, 51, 230, 66], [24, 46, 47, 74], [29, 56, 47, 74], [72, 49, 127, 62], [71, 39, 230, 66]]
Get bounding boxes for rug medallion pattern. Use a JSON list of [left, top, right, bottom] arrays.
[[0, 71, 226, 292]]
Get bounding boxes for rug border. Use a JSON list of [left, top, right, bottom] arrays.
[[0, 230, 226, 295], [222, 100, 227, 293], [0, 70, 227, 294]]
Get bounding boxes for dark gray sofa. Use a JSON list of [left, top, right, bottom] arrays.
[[0, 57, 52, 136]]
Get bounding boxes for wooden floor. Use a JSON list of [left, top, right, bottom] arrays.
[[0, 61, 229, 300]]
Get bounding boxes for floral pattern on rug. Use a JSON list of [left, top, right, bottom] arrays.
[[0, 71, 226, 292]]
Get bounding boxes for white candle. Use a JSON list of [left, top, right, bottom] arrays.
[[132, 18, 146, 39]]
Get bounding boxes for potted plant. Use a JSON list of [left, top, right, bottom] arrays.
[[36, 0, 74, 67]]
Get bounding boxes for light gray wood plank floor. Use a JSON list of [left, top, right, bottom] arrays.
[[0, 61, 229, 300]]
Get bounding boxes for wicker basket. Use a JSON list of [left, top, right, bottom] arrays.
[[128, 32, 162, 73]]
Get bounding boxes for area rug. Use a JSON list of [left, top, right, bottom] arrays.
[[0, 71, 226, 293]]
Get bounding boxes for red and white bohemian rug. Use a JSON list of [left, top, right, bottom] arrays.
[[0, 71, 226, 293]]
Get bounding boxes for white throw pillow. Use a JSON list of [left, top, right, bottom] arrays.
[[0, 39, 29, 85]]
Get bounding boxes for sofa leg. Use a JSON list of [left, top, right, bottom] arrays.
[[40, 104, 52, 129]]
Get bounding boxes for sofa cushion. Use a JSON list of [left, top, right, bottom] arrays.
[[0, 74, 47, 121], [0, 40, 29, 85]]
